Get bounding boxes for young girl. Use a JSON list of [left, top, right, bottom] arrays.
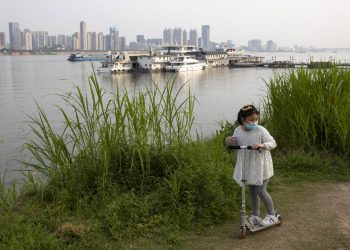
[[225, 104, 278, 226]]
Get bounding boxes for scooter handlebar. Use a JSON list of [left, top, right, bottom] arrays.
[[227, 145, 260, 150]]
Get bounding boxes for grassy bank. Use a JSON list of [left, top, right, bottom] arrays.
[[0, 68, 350, 249]]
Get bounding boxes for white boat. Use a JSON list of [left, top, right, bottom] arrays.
[[97, 51, 133, 73], [165, 56, 207, 72]]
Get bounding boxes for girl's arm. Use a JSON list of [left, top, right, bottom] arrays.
[[261, 127, 277, 150]]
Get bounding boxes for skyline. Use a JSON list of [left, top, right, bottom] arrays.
[[1, 0, 350, 48]]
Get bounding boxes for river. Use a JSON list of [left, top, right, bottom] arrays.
[[1, 51, 349, 183]]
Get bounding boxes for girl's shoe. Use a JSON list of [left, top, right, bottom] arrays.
[[249, 215, 262, 226], [261, 214, 278, 226]]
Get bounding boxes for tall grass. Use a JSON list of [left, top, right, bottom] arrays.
[[19, 73, 238, 241], [22, 73, 196, 195], [264, 66, 350, 153]]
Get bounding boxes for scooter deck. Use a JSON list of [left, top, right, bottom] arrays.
[[249, 220, 282, 232], [243, 215, 282, 232]]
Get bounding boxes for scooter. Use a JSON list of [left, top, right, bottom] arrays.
[[227, 145, 282, 238]]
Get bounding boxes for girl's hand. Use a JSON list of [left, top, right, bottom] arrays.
[[252, 143, 266, 150], [225, 136, 236, 146]]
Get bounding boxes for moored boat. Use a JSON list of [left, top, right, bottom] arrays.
[[165, 56, 207, 72]]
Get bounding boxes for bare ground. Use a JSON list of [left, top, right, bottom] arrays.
[[132, 182, 350, 250], [178, 182, 350, 250]]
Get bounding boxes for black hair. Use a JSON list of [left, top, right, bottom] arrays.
[[237, 105, 260, 125]]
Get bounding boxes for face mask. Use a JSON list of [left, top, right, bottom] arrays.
[[244, 121, 258, 131]]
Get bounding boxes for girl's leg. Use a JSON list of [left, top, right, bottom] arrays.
[[257, 179, 275, 215], [249, 185, 260, 216]]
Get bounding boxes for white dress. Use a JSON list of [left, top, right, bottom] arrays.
[[233, 125, 277, 186]]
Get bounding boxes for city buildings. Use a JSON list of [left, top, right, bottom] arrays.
[[248, 39, 262, 51], [91, 32, 98, 51], [2, 21, 252, 53], [266, 40, 277, 52], [72, 32, 80, 50], [163, 28, 173, 45], [201, 25, 210, 50], [98, 33, 104, 50], [183, 30, 187, 45], [189, 29, 198, 47], [136, 35, 145, 44], [22, 29, 33, 50], [109, 26, 119, 51], [119, 37, 126, 50], [173, 27, 183, 45], [0, 32, 6, 49], [32, 31, 49, 50]]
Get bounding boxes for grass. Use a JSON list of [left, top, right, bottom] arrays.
[[263, 66, 350, 153], [0, 68, 349, 249]]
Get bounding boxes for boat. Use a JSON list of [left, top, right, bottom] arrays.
[[67, 53, 108, 62], [165, 56, 207, 72], [97, 51, 133, 73]]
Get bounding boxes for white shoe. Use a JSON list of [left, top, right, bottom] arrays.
[[261, 214, 278, 226], [249, 215, 262, 226]]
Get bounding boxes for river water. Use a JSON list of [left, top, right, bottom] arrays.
[[1, 51, 350, 183]]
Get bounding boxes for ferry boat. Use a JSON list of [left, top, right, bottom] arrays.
[[165, 56, 207, 72]]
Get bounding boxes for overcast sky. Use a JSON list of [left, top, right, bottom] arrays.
[[1, 0, 349, 48]]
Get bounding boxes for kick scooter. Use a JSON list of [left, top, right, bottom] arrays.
[[227, 145, 282, 238]]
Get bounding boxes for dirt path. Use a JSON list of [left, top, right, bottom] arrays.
[[177, 182, 350, 250]]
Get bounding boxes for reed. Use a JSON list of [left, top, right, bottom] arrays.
[[263, 66, 350, 153], [21, 73, 196, 199]]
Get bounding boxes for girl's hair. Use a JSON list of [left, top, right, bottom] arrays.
[[237, 105, 260, 125]]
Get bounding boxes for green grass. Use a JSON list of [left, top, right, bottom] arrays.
[[0, 69, 349, 249], [263, 66, 350, 153]]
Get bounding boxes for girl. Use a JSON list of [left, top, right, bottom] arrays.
[[225, 104, 278, 227]]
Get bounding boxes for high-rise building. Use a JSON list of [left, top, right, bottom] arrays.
[[48, 35, 57, 48], [57, 34, 69, 49], [173, 27, 183, 45], [91, 32, 98, 51], [0, 32, 6, 49], [32, 31, 49, 50], [183, 30, 187, 45], [198, 37, 202, 48], [136, 35, 145, 44], [146, 38, 162, 46], [72, 32, 80, 50], [80, 21, 87, 50], [227, 40, 234, 48], [201, 25, 210, 50], [104, 35, 111, 50], [266, 40, 277, 52], [98, 32, 104, 50], [9, 22, 21, 50], [248, 39, 262, 51], [163, 28, 173, 45], [87, 32, 92, 50], [22, 29, 32, 50], [119, 37, 126, 50], [189, 29, 198, 48], [110, 26, 119, 50]]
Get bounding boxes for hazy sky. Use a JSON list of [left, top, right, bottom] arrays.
[[1, 0, 350, 48]]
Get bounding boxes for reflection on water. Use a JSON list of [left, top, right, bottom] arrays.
[[1, 52, 350, 182]]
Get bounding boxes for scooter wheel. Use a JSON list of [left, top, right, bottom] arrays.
[[277, 215, 282, 226], [240, 227, 246, 239]]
